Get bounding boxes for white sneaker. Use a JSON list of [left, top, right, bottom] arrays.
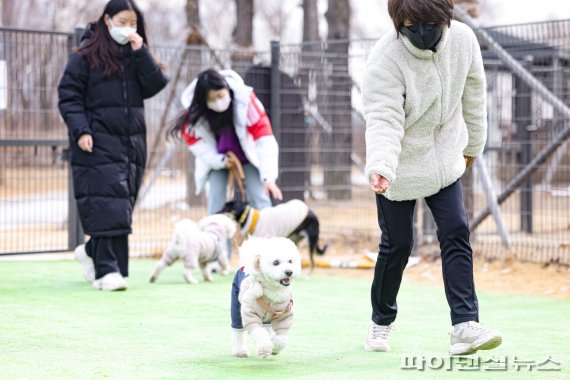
[[364, 322, 393, 352], [92, 272, 128, 292], [449, 321, 502, 355], [74, 244, 95, 282]]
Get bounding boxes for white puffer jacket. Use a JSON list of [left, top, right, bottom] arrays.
[[362, 21, 487, 201], [180, 70, 279, 195]]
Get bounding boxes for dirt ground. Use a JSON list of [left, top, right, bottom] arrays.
[[312, 257, 570, 299], [303, 249, 570, 300]]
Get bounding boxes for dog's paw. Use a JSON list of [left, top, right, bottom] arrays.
[[149, 275, 157, 283], [271, 335, 288, 355], [232, 348, 249, 358], [183, 274, 198, 284], [256, 344, 273, 358], [220, 269, 230, 276], [203, 274, 213, 282]]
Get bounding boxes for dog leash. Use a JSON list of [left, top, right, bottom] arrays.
[[256, 297, 293, 317], [226, 151, 246, 202]]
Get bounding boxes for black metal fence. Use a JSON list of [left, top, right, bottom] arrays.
[[0, 20, 569, 263], [469, 20, 570, 263], [0, 28, 76, 254]]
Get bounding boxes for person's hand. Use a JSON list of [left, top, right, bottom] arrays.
[[370, 173, 389, 194], [223, 156, 235, 170], [263, 181, 283, 201], [78, 134, 93, 153], [128, 32, 144, 51], [464, 155, 476, 168]]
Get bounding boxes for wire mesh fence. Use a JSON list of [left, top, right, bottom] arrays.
[[468, 20, 570, 262], [0, 28, 73, 254], [0, 20, 569, 263]]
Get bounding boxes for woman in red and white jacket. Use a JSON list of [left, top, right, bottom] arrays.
[[170, 69, 282, 216]]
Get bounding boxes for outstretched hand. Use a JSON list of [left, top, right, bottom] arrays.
[[263, 182, 283, 201], [370, 173, 389, 194]]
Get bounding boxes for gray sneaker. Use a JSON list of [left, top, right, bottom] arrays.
[[364, 322, 393, 352], [449, 321, 502, 355]]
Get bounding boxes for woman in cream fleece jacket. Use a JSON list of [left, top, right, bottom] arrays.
[[363, 20, 486, 200], [362, 0, 501, 356]]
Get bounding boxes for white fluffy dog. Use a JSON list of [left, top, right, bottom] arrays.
[[233, 236, 302, 358], [149, 214, 236, 284]]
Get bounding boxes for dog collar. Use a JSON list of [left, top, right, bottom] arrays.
[[239, 205, 251, 225], [247, 209, 260, 235], [256, 297, 293, 317]]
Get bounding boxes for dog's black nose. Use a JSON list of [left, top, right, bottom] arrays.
[[285, 270, 293, 277]]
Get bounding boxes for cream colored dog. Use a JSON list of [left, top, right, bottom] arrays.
[[233, 236, 302, 358], [149, 214, 236, 284]]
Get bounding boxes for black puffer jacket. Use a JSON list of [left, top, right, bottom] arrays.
[[58, 29, 168, 237]]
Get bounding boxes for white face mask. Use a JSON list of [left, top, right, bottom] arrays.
[[207, 94, 232, 113], [108, 19, 136, 45]]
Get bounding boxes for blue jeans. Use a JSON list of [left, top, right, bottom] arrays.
[[371, 179, 479, 326], [206, 163, 272, 214]]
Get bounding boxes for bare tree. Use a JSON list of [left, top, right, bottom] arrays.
[[257, 2, 293, 41], [231, 0, 254, 69], [234, 0, 253, 48], [303, 0, 319, 42], [183, 0, 206, 205], [321, 0, 352, 200]]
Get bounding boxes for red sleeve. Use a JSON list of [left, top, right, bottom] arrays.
[[246, 92, 273, 140], [181, 124, 200, 146]]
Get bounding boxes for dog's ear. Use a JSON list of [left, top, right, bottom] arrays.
[[217, 201, 234, 214], [253, 255, 261, 272]]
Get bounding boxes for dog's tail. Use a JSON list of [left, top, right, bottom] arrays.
[[306, 210, 328, 256], [316, 242, 328, 255]]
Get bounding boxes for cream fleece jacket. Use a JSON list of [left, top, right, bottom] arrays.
[[362, 20, 487, 201]]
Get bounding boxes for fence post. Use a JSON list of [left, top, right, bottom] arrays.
[[514, 56, 534, 233], [67, 28, 85, 250], [270, 40, 281, 144]]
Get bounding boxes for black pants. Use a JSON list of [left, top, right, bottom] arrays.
[[371, 179, 479, 326], [85, 235, 129, 279]]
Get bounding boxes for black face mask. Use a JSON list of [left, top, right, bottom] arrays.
[[400, 24, 445, 52]]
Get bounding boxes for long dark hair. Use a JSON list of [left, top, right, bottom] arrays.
[[79, 0, 148, 78], [170, 69, 233, 138]]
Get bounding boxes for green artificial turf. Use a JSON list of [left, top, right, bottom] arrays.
[[0, 259, 568, 380]]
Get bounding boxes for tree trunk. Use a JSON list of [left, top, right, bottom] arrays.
[[303, 0, 319, 42], [185, 0, 200, 26], [234, 0, 254, 48], [323, 0, 351, 200], [183, 0, 206, 207], [232, 0, 254, 69]]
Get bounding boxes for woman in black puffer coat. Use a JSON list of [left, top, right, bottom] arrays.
[[58, 0, 168, 291]]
